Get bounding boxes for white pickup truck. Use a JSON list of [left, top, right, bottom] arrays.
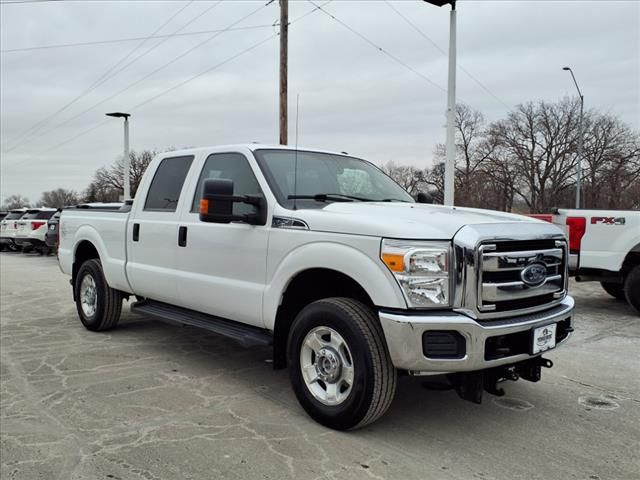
[[549, 208, 639, 313], [59, 145, 574, 429]]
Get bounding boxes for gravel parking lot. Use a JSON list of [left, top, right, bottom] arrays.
[[1, 252, 638, 480]]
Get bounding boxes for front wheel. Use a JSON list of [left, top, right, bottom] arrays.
[[74, 259, 123, 331], [287, 298, 397, 430], [624, 265, 640, 314]]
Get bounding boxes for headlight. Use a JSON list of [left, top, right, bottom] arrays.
[[381, 239, 451, 308]]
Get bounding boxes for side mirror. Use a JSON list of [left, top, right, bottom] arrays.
[[199, 178, 266, 225], [416, 192, 433, 204]]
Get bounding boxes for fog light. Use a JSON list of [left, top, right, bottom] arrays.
[[422, 331, 466, 359]]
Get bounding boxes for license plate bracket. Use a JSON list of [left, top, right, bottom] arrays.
[[531, 323, 557, 355]]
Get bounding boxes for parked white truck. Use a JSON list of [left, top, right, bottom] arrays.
[[59, 145, 574, 429], [550, 208, 639, 313]]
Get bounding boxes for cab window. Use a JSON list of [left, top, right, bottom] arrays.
[[144, 155, 194, 211], [191, 153, 262, 216]]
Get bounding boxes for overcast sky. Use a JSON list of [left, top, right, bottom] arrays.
[[1, 0, 638, 204]]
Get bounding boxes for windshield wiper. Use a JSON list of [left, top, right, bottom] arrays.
[[287, 193, 371, 202], [380, 198, 411, 203]]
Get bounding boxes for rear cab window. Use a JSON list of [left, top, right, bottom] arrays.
[[144, 155, 194, 212]]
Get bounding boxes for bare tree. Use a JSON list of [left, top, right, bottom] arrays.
[[1, 194, 30, 210], [39, 188, 79, 208], [380, 161, 426, 196], [88, 150, 157, 200], [423, 162, 445, 204], [581, 114, 640, 209], [487, 98, 582, 212]]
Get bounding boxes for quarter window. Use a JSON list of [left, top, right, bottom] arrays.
[[144, 155, 194, 211]]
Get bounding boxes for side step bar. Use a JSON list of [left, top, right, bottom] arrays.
[[130, 299, 272, 348]]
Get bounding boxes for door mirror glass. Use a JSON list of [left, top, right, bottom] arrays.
[[199, 178, 266, 225]]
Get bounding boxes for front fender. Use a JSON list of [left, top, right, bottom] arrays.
[[263, 241, 407, 330]]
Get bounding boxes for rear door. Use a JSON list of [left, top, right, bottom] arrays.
[[126, 154, 195, 305], [175, 150, 270, 327]]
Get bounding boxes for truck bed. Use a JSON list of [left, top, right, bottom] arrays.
[[58, 206, 132, 294]]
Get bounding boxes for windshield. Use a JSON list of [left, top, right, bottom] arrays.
[[254, 149, 414, 209]]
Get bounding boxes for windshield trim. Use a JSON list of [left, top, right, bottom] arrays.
[[253, 148, 414, 209]]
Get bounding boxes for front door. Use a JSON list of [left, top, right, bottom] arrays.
[[176, 152, 269, 327]]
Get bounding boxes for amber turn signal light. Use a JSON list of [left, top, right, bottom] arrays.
[[199, 199, 209, 215], [381, 253, 405, 272]]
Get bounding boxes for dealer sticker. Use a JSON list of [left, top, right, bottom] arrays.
[[532, 324, 557, 354]]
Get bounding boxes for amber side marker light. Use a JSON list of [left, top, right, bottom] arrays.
[[382, 253, 405, 272], [199, 199, 209, 215]]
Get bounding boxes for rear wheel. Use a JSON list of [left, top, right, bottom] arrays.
[[624, 265, 640, 314], [287, 298, 397, 430], [74, 259, 122, 331], [601, 281, 625, 300]]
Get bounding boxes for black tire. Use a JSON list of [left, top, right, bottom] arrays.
[[624, 265, 640, 314], [601, 281, 625, 300], [22, 245, 33, 254], [287, 297, 397, 430], [74, 259, 122, 331], [8, 243, 18, 252]]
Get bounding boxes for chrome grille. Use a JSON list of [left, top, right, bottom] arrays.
[[477, 240, 567, 313]]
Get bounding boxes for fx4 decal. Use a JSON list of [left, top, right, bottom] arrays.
[[591, 217, 625, 225]]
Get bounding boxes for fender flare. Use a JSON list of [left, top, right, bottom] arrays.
[[263, 241, 407, 330]]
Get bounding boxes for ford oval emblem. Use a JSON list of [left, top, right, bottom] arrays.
[[521, 263, 547, 287]]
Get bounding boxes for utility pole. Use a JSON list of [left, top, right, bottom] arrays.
[[279, 0, 288, 145]]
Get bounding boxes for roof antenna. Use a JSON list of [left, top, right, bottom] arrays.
[[293, 93, 300, 211]]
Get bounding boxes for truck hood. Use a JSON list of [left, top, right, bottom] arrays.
[[284, 202, 544, 239]]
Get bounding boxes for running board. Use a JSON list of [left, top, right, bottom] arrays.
[[130, 299, 272, 348]]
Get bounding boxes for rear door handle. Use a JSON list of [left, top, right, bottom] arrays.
[[178, 226, 187, 247], [132, 223, 140, 242]]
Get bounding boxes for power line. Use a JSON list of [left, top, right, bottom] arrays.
[[4, 1, 331, 168], [1, 24, 273, 53], [307, 0, 446, 93], [3, 1, 195, 152], [5, 1, 265, 154], [383, 0, 511, 110]]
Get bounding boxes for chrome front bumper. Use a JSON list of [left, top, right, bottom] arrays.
[[379, 296, 574, 374]]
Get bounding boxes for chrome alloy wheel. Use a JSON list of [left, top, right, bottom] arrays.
[[300, 326, 355, 406], [80, 274, 97, 317]]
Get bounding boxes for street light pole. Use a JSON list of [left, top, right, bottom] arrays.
[[562, 67, 584, 209], [105, 112, 132, 201], [444, 3, 457, 206], [123, 116, 130, 200], [424, 0, 457, 206]]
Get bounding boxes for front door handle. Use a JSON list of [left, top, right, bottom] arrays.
[[178, 226, 187, 247], [132, 223, 140, 242]]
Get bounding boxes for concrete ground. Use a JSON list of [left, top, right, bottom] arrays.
[[1, 252, 638, 480]]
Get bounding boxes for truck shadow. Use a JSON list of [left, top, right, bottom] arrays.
[[111, 309, 541, 435]]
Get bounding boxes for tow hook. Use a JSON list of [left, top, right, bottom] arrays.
[[448, 357, 554, 405]]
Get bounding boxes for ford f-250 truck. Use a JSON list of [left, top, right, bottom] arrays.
[[59, 145, 574, 430]]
